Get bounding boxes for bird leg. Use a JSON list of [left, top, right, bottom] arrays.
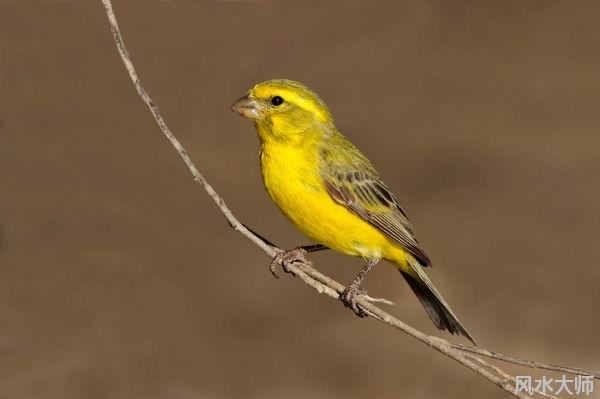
[[270, 244, 329, 278], [299, 244, 329, 253], [270, 247, 306, 278], [341, 258, 379, 317]]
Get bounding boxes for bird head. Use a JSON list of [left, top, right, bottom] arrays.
[[231, 79, 333, 142]]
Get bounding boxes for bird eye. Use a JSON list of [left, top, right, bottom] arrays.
[[271, 96, 284, 106]]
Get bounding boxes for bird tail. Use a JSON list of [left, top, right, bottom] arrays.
[[400, 257, 476, 345]]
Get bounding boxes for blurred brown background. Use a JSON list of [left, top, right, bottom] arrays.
[[1, 1, 599, 398]]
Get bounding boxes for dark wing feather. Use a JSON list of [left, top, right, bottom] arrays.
[[322, 168, 431, 266]]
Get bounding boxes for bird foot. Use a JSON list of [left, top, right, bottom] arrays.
[[270, 247, 308, 278], [340, 286, 370, 318]]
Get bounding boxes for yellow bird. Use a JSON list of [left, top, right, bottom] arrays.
[[232, 79, 475, 344]]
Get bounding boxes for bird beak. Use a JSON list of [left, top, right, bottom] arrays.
[[231, 95, 260, 119]]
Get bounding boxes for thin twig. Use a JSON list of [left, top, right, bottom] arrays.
[[99, 1, 599, 398], [452, 344, 600, 380]]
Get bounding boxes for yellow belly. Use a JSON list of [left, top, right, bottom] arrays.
[[260, 143, 407, 265]]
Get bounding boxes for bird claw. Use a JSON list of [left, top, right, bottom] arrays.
[[340, 286, 369, 318], [269, 247, 308, 278]]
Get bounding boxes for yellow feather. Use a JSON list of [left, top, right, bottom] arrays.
[[260, 136, 404, 263]]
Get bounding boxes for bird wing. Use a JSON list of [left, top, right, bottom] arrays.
[[320, 146, 431, 266]]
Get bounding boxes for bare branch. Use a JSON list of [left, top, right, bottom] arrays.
[[99, 1, 599, 397], [452, 344, 600, 380]]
